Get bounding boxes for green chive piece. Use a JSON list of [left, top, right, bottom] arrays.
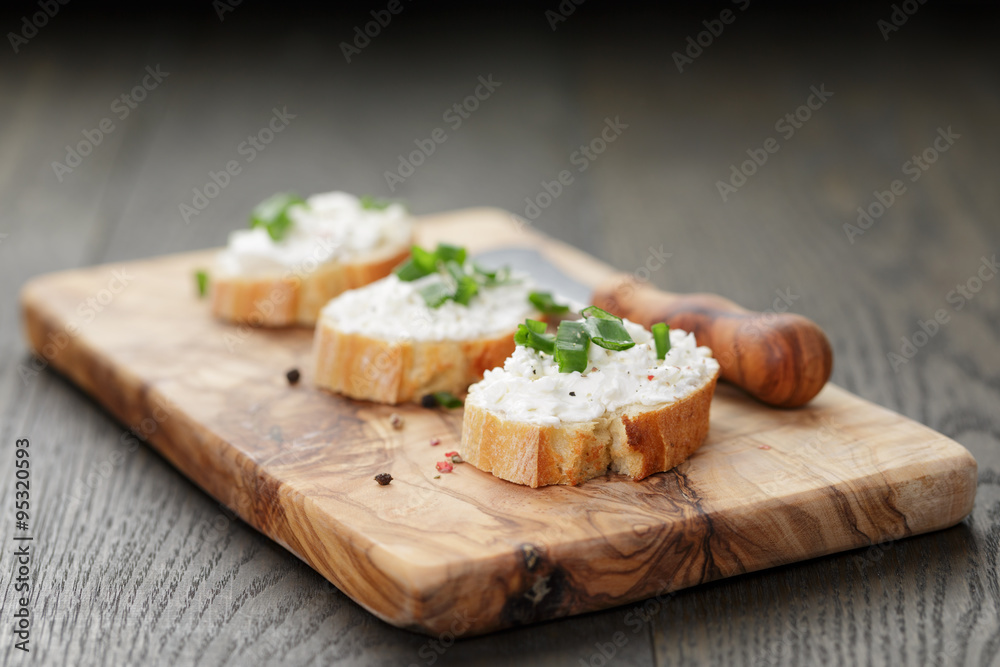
[[195, 269, 209, 298], [418, 281, 453, 308], [453, 275, 479, 305], [472, 262, 497, 280], [395, 245, 438, 281], [528, 291, 570, 315], [359, 194, 391, 210], [580, 305, 622, 322], [515, 319, 555, 355], [652, 322, 670, 360], [432, 391, 463, 408], [586, 317, 635, 351], [394, 258, 428, 281], [412, 245, 438, 273], [396, 243, 512, 305], [250, 193, 305, 242], [554, 321, 591, 373], [435, 243, 467, 266]]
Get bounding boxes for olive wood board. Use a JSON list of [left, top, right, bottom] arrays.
[[19, 208, 978, 636]]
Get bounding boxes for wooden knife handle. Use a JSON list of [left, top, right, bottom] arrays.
[[592, 275, 833, 408]]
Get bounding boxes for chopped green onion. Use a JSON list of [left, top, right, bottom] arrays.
[[554, 321, 590, 373], [394, 245, 438, 282], [528, 291, 570, 315], [412, 245, 438, 273], [394, 258, 428, 281], [418, 281, 453, 308], [581, 305, 634, 350], [396, 243, 513, 307], [514, 319, 555, 355], [580, 305, 622, 322], [435, 243, 466, 265], [359, 194, 391, 210], [473, 263, 514, 286], [431, 391, 463, 408], [472, 263, 497, 280], [586, 317, 635, 351], [250, 193, 305, 242], [194, 269, 209, 298], [652, 322, 670, 360], [453, 274, 480, 305]]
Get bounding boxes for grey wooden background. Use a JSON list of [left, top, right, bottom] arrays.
[[1, 3, 998, 666]]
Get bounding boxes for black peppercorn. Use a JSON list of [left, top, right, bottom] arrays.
[[374, 473, 393, 486], [286, 368, 301, 385]]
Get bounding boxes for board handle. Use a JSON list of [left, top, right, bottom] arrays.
[[592, 275, 833, 408]]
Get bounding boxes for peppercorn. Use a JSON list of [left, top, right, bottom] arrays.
[[374, 473, 393, 486], [286, 368, 301, 385]]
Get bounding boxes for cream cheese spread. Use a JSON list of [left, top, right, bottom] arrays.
[[217, 191, 412, 275], [466, 320, 719, 425]]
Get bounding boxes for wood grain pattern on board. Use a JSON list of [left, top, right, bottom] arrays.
[[19, 208, 978, 636]]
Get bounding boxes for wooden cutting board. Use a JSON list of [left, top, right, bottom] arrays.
[[20, 208, 977, 637]]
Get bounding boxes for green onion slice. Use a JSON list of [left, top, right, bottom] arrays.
[[554, 321, 591, 373], [250, 193, 305, 242], [580, 305, 622, 322], [586, 317, 635, 351], [514, 319, 555, 355], [652, 322, 670, 360], [194, 269, 209, 298], [581, 305, 634, 350], [432, 391, 463, 408], [528, 291, 570, 315], [359, 194, 391, 210], [418, 281, 453, 308], [435, 243, 467, 265]]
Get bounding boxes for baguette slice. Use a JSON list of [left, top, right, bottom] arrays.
[[461, 368, 719, 487], [313, 324, 518, 404], [312, 265, 541, 404], [211, 241, 410, 327]]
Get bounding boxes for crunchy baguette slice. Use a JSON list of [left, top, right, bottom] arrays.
[[211, 242, 410, 327], [313, 322, 517, 404], [461, 369, 719, 487]]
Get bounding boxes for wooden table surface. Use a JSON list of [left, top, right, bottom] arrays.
[[1, 4, 998, 666]]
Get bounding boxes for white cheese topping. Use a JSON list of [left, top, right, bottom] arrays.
[[216, 191, 412, 275], [320, 272, 540, 342], [466, 320, 719, 426]]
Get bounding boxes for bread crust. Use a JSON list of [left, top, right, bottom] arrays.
[[461, 369, 719, 487], [312, 321, 518, 404], [210, 243, 410, 327]]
